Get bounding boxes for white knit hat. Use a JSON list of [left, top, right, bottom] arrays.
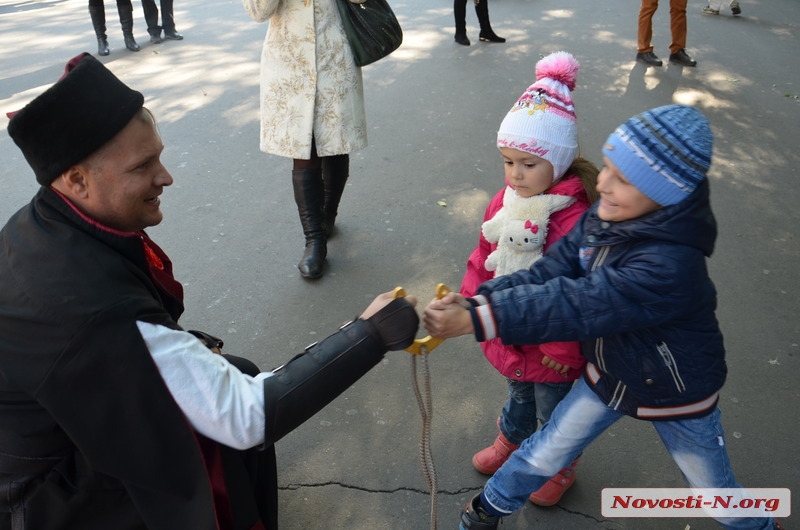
[[497, 51, 580, 181]]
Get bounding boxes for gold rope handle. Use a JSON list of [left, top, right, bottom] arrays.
[[393, 283, 451, 355]]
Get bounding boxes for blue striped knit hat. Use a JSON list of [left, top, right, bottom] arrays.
[[602, 104, 713, 206]]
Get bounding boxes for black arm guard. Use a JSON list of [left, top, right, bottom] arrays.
[[262, 298, 418, 446]]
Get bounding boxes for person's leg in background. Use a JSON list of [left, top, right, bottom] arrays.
[[666, 0, 697, 66], [636, 0, 663, 66], [159, 0, 183, 40], [88, 0, 110, 55], [292, 143, 327, 280], [454, 0, 470, 46], [115, 0, 141, 51]]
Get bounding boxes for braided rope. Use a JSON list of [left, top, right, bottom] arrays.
[[412, 348, 438, 529]]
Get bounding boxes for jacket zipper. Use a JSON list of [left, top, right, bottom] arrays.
[[656, 342, 686, 392], [591, 246, 610, 371], [595, 337, 606, 372], [609, 381, 627, 410]]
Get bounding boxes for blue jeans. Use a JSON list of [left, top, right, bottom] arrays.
[[500, 379, 573, 445], [482, 377, 774, 530]]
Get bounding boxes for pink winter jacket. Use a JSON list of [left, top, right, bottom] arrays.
[[460, 175, 590, 383]]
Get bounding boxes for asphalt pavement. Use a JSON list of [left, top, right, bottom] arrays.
[[1, 0, 798, 527]]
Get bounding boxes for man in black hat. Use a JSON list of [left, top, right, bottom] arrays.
[[0, 52, 419, 530]]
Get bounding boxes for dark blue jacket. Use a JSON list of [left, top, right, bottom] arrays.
[[472, 179, 726, 420]]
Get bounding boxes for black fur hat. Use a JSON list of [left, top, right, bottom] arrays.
[[7, 53, 144, 186]]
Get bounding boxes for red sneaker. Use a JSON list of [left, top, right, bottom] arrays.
[[529, 458, 580, 506], [472, 431, 520, 475]]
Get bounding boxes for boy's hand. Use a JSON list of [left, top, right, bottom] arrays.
[[541, 355, 570, 377], [423, 293, 474, 339]]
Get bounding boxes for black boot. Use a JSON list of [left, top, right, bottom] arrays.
[[321, 154, 349, 237], [292, 168, 327, 279], [454, 0, 470, 45], [88, 5, 110, 56], [117, 1, 141, 51], [262, 298, 419, 446], [475, 0, 505, 43]]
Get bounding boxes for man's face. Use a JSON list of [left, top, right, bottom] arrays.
[[596, 156, 661, 222], [78, 113, 173, 232]]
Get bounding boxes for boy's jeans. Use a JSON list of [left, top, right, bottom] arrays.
[[500, 379, 573, 445], [483, 377, 774, 530]]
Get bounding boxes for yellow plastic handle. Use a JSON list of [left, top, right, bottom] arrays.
[[393, 283, 451, 355]]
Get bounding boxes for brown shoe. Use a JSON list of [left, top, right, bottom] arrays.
[[529, 457, 580, 506], [472, 431, 520, 475]]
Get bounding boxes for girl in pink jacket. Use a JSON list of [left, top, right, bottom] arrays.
[[460, 51, 598, 507]]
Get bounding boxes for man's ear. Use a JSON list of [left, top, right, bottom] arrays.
[[52, 165, 90, 199]]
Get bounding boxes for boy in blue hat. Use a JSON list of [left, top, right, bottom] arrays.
[[423, 105, 780, 530]]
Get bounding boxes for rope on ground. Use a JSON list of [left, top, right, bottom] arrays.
[[412, 346, 438, 530]]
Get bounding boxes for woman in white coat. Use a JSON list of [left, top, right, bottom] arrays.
[[243, 0, 367, 279]]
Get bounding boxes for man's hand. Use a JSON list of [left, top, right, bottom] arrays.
[[423, 292, 474, 339], [187, 329, 224, 354], [360, 291, 417, 319], [361, 291, 420, 351]]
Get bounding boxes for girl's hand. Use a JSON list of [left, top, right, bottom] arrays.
[[541, 355, 570, 377], [423, 293, 474, 339]]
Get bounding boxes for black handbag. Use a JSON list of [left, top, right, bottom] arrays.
[[335, 0, 403, 67]]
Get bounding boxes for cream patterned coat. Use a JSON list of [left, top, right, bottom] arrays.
[[243, 0, 367, 159]]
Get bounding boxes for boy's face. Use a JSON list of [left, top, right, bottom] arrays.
[[500, 147, 554, 198], [596, 157, 661, 222]]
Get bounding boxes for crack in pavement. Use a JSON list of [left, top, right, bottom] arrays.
[[281, 483, 624, 527], [280, 482, 483, 496]]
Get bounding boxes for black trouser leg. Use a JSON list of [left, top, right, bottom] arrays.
[[475, 0, 504, 42], [140, 0, 160, 36], [159, 0, 175, 32], [454, 0, 468, 38]]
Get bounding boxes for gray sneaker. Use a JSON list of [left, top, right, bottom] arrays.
[[730, 0, 741, 15]]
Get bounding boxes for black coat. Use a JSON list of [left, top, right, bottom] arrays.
[[0, 188, 274, 529]]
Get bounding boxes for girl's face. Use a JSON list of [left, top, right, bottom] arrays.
[[500, 147, 554, 198], [596, 156, 661, 222]]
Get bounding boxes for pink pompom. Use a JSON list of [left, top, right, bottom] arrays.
[[535, 51, 580, 91]]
